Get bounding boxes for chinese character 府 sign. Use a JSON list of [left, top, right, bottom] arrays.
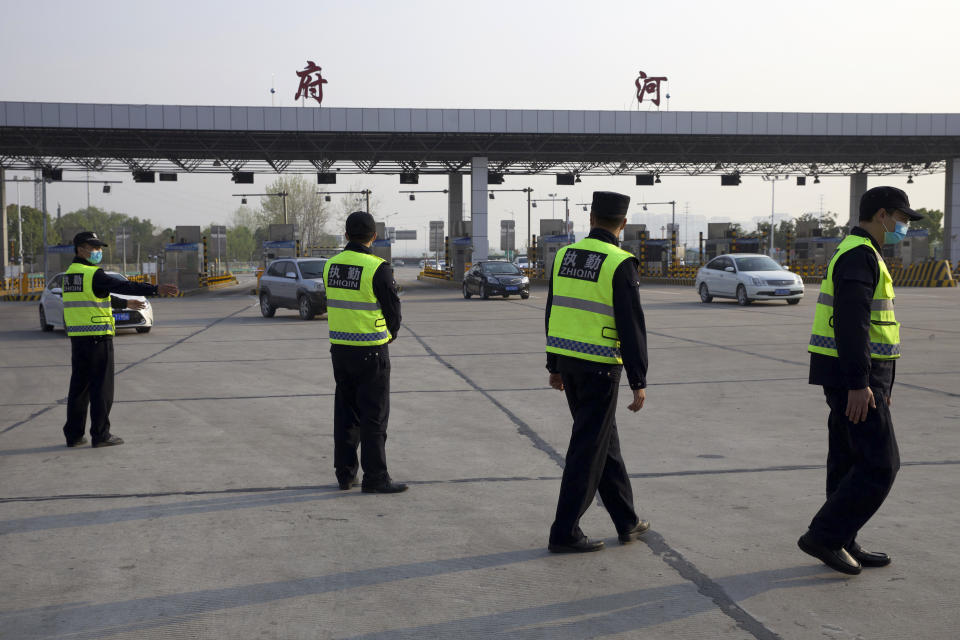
[[635, 70, 667, 107], [295, 61, 328, 105]]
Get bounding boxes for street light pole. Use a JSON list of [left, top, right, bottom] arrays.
[[762, 175, 788, 256]]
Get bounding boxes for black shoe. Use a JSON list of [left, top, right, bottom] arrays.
[[618, 519, 651, 544], [846, 542, 891, 567], [549, 537, 605, 554], [338, 476, 358, 490], [798, 532, 861, 575], [92, 435, 124, 448], [361, 479, 408, 494], [66, 436, 88, 448]]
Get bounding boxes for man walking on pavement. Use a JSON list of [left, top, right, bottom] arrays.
[[323, 212, 406, 494], [545, 191, 650, 553], [800, 186, 923, 574], [63, 231, 178, 448]]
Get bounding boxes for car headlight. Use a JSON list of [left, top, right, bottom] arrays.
[[750, 276, 765, 286], [520, 276, 529, 284], [487, 276, 498, 284], [795, 276, 803, 284]]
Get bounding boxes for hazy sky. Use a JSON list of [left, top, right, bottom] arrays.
[[2, 0, 956, 252]]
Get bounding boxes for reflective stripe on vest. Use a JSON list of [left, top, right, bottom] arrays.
[[62, 262, 115, 338], [545, 238, 636, 365], [808, 235, 900, 360], [323, 250, 391, 346]]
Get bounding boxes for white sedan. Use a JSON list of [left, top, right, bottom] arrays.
[[695, 254, 804, 306], [39, 271, 155, 333]]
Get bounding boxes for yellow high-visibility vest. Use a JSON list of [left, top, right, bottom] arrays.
[[323, 250, 391, 346], [546, 238, 636, 365], [62, 262, 115, 338], [809, 235, 900, 360]]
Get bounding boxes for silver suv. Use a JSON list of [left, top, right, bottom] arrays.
[[259, 257, 328, 320]]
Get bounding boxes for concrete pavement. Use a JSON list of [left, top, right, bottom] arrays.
[[1, 271, 958, 639]]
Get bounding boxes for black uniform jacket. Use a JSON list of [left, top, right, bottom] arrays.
[[329, 242, 402, 356], [545, 228, 649, 390], [71, 256, 160, 310], [808, 227, 895, 391]]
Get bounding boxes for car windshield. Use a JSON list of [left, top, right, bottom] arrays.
[[298, 260, 326, 278], [483, 262, 521, 275], [734, 256, 782, 272], [105, 271, 129, 281]]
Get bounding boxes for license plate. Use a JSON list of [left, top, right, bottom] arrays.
[[114, 312, 130, 321], [506, 286, 518, 291], [775, 289, 789, 296]]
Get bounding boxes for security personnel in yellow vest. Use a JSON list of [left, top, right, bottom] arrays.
[[323, 212, 406, 494], [798, 187, 923, 574], [545, 191, 650, 553], [63, 231, 178, 448]]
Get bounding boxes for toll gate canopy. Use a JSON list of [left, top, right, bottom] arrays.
[[2, 102, 959, 262]]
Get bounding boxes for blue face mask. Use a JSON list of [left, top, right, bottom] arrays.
[[882, 216, 908, 245], [89, 249, 103, 264]]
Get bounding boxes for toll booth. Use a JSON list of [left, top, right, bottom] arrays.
[[794, 236, 842, 265], [162, 226, 202, 291], [262, 224, 298, 263], [704, 223, 735, 260], [371, 221, 392, 264], [899, 229, 929, 264], [45, 244, 75, 280], [536, 219, 573, 278], [446, 220, 471, 281]]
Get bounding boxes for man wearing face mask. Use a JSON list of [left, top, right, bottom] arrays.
[[799, 187, 923, 574], [62, 231, 178, 448]]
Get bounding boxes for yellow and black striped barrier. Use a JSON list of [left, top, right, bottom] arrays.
[[889, 260, 957, 287]]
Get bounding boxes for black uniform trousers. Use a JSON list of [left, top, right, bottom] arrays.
[[332, 347, 390, 484], [63, 336, 115, 445], [549, 367, 639, 545], [808, 380, 900, 548]]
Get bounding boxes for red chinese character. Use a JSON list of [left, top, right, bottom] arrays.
[[295, 61, 328, 105], [635, 71, 667, 107]]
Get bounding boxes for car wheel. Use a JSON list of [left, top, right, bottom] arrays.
[[520, 292, 530, 300], [736, 285, 751, 306], [462, 282, 472, 299], [39, 305, 53, 331], [136, 326, 151, 333], [698, 283, 713, 303], [481, 285, 490, 300], [260, 292, 276, 317], [298, 295, 315, 320], [787, 298, 801, 305]]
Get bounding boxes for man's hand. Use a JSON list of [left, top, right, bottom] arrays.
[[127, 299, 147, 310], [158, 283, 179, 297], [627, 388, 646, 412], [846, 387, 876, 424], [549, 373, 564, 391]]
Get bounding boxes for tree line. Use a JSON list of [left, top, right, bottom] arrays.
[[5, 175, 377, 270]]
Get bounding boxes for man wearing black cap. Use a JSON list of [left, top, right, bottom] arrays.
[[799, 186, 923, 574], [544, 191, 650, 553], [322, 212, 406, 493], [62, 231, 178, 448]]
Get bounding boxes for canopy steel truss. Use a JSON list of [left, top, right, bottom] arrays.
[[1, 127, 956, 178]]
